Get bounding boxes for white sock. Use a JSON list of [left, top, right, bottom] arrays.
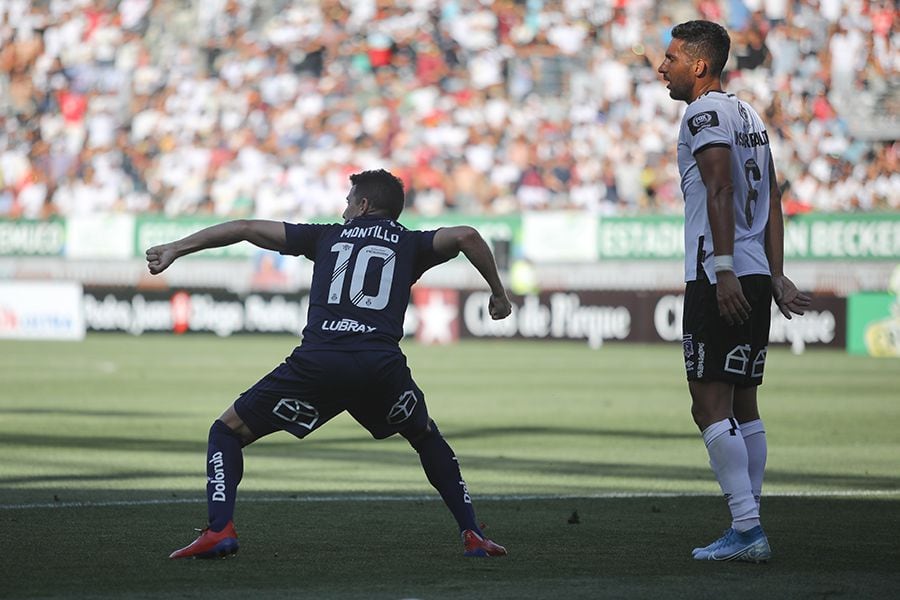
[[702, 418, 760, 532], [741, 419, 767, 513]]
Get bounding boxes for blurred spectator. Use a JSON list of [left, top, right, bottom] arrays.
[[0, 0, 897, 221]]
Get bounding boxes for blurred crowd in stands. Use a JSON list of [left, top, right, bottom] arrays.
[[0, 0, 897, 221]]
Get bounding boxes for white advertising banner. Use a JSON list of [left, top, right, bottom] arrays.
[[0, 281, 86, 340], [66, 214, 135, 259], [522, 212, 597, 263]]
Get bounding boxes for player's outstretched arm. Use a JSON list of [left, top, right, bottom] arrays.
[[433, 226, 511, 320], [146, 219, 287, 275], [765, 156, 811, 319]]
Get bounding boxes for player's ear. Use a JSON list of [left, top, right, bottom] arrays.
[[694, 58, 708, 78], [359, 196, 371, 214]]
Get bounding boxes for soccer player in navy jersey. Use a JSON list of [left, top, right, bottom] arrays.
[[659, 21, 810, 562], [146, 169, 512, 559]]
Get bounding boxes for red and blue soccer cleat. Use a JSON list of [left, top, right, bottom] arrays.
[[169, 521, 239, 559], [462, 529, 508, 557]]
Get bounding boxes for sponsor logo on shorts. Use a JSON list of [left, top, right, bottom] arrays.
[[273, 398, 319, 430], [751, 347, 767, 378], [208, 451, 226, 502], [724, 344, 752, 375], [682, 334, 694, 358], [387, 390, 418, 425], [321, 318, 376, 333], [697, 343, 706, 378]]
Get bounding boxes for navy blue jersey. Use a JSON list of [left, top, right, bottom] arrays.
[[281, 216, 450, 351]]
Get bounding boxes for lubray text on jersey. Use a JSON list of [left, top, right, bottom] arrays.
[[281, 216, 450, 351], [677, 91, 772, 284]]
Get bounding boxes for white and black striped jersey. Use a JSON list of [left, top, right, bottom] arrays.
[[677, 90, 773, 283]]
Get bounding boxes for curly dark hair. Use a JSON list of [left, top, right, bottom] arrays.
[[671, 20, 731, 77], [349, 169, 406, 220]]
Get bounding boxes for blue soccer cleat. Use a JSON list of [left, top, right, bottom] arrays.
[[692, 528, 733, 558], [462, 529, 508, 557], [692, 525, 771, 563]]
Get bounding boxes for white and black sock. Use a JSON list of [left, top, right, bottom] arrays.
[[702, 418, 760, 532], [740, 419, 767, 512]]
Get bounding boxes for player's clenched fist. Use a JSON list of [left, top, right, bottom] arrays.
[[146, 243, 179, 275], [488, 292, 512, 320]]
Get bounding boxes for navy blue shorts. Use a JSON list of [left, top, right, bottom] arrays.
[[233, 349, 429, 440]]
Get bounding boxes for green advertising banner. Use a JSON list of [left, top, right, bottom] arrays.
[[0, 219, 66, 256], [597, 215, 684, 259], [399, 215, 521, 244], [597, 213, 900, 260], [3, 213, 897, 261], [785, 214, 900, 259], [847, 292, 899, 357], [132, 215, 521, 260]]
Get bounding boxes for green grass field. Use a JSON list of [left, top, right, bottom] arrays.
[[1, 336, 898, 599]]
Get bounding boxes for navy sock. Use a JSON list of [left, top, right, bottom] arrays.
[[206, 420, 243, 532], [409, 421, 481, 535]]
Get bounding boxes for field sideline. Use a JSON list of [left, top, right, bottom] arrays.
[[1, 336, 898, 599]]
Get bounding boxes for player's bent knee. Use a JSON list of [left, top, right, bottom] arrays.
[[209, 419, 254, 447], [402, 419, 440, 451]]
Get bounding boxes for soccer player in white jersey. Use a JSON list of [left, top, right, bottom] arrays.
[[658, 20, 811, 562]]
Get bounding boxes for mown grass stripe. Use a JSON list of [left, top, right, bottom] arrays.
[[3, 489, 898, 511]]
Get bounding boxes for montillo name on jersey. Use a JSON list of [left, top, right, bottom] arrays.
[[734, 130, 770, 148], [340, 225, 400, 244], [321, 318, 376, 333]]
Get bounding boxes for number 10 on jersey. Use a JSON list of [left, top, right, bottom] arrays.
[[329, 243, 397, 310]]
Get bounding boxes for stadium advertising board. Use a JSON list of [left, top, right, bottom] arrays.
[[80, 287, 846, 349], [83, 288, 309, 336], [134, 216, 256, 259], [847, 292, 899, 357], [598, 216, 685, 259], [459, 290, 846, 349], [0, 281, 85, 340], [401, 214, 520, 262], [83, 287, 425, 339], [521, 212, 598, 263], [0, 219, 66, 256], [3, 214, 897, 262], [596, 213, 900, 260], [66, 214, 134, 259], [785, 214, 900, 260]]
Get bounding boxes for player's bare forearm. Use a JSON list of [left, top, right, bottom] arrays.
[[764, 155, 785, 277], [433, 226, 511, 319], [145, 219, 287, 275], [762, 156, 811, 318]]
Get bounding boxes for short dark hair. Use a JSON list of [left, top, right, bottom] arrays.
[[671, 20, 730, 77], [349, 169, 405, 220]]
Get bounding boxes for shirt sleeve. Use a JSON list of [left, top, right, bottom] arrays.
[[684, 101, 731, 155], [412, 229, 453, 281], [281, 223, 332, 259]]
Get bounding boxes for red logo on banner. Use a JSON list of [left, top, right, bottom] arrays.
[[0, 306, 18, 331], [412, 288, 459, 345], [170, 291, 191, 334]]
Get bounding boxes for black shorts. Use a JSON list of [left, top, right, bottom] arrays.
[[682, 273, 772, 387], [234, 349, 429, 440]]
